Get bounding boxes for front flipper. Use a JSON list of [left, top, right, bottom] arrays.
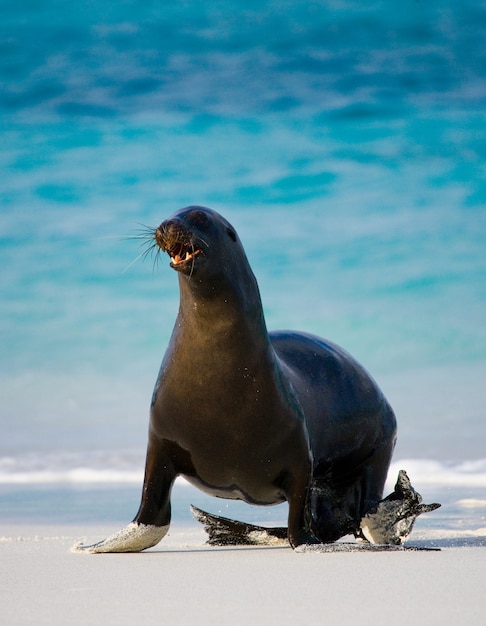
[[190, 505, 288, 546], [359, 469, 441, 545], [72, 522, 169, 553]]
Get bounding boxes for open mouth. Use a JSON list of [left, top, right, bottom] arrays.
[[167, 241, 202, 267]]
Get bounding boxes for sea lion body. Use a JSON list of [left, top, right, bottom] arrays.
[[75, 206, 398, 552]]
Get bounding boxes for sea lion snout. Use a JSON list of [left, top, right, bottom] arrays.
[[155, 218, 183, 251], [155, 218, 203, 271]]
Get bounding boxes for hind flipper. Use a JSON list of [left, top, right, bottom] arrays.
[[359, 470, 441, 545], [190, 505, 288, 546]]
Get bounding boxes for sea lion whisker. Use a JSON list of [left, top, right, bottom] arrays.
[[195, 235, 210, 250], [122, 239, 161, 274], [152, 247, 162, 272], [121, 248, 150, 274], [141, 242, 158, 260], [121, 234, 155, 241], [135, 222, 157, 233], [122, 223, 157, 242], [189, 241, 197, 279], [140, 240, 164, 272]]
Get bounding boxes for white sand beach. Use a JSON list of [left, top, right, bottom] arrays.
[[2, 522, 485, 626]]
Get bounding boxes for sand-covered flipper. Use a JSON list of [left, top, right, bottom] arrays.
[[190, 505, 288, 546], [359, 469, 441, 545], [72, 522, 169, 553]]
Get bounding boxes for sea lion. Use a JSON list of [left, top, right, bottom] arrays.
[[74, 206, 437, 553]]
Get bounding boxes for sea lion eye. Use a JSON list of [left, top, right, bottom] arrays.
[[226, 228, 237, 242]]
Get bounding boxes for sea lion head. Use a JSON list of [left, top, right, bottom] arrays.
[[154, 206, 242, 280]]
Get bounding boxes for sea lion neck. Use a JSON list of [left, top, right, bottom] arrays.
[[176, 266, 270, 348]]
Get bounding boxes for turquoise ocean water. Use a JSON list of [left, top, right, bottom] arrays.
[[1, 1, 485, 531]]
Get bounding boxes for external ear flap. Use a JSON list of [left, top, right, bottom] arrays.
[[226, 228, 237, 242]]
